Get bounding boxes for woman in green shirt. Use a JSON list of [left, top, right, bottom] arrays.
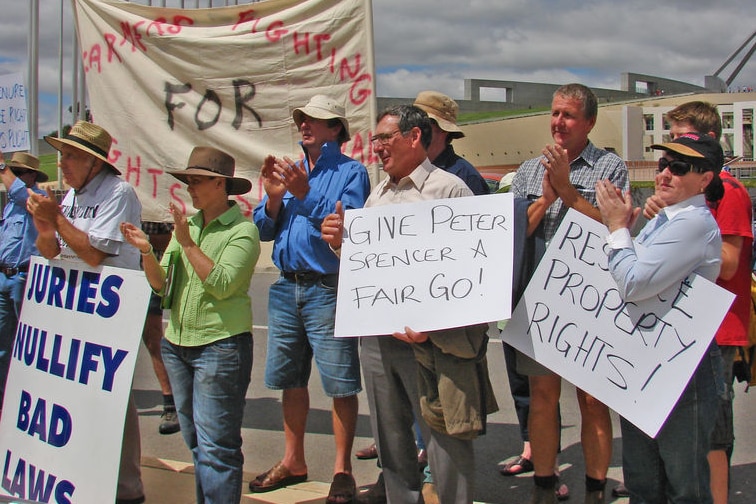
[[121, 146, 259, 504]]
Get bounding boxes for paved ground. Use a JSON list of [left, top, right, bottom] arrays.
[[131, 269, 756, 503]]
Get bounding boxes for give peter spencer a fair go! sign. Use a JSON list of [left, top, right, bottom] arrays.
[[502, 208, 733, 438], [335, 193, 515, 338], [0, 257, 150, 504]]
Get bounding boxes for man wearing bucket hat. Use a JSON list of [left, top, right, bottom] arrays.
[[27, 120, 145, 504], [0, 150, 47, 409], [252, 95, 370, 501], [122, 146, 259, 503], [413, 90, 489, 196]]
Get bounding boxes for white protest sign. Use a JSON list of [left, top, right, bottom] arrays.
[[0, 257, 150, 503], [335, 193, 514, 337], [73, 0, 376, 221], [0, 73, 30, 152], [502, 209, 733, 437]]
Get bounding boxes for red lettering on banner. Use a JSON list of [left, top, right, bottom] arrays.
[[145, 18, 169, 36], [232, 10, 257, 31], [348, 131, 379, 166], [108, 137, 122, 166], [234, 195, 254, 217], [105, 33, 123, 64], [119, 21, 147, 53], [167, 16, 193, 34], [349, 73, 372, 106], [266, 20, 288, 42], [169, 184, 186, 214], [327, 50, 373, 106], [125, 156, 142, 187], [147, 169, 163, 199], [293, 32, 332, 61]]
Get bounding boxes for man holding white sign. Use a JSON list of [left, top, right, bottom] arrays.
[[323, 105, 498, 504], [596, 133, 726, 503], [509, 83, 629, 504], [27, 121, 145, 504]]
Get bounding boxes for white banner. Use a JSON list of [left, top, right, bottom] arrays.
[[0, 257, 150, 503], [73, 0, 376, 221], [0, 73, 30, 153], [335, 193, 515, 337], [502, 209, 733, 437]]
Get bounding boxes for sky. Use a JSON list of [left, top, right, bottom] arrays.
[[2, 0, 756, 137]]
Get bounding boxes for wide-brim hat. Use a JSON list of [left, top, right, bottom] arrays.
[[44, 120, 120, 175], [413, 90, 465, 139], [651, 132, 723, 173], [7, 151, 48, 183], [168, 146, 251, 196], [292, 95, 350, 141]]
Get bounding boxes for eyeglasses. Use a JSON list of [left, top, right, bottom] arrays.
[[370, 129, 404, 147], [657, 157, 695, 176]]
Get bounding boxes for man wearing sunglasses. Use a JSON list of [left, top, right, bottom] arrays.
[[641, 101, 752, 504], [0, 150, 48, 414]]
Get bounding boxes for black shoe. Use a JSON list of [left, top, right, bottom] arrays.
[[357, 472, 386, 504], [158, 407, 180, 435], [612, 483, 629, 498]]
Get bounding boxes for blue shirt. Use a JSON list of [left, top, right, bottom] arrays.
[[253, 141, 370, 274], [431, 144, 490, 196], [606, 194, 721, 302], [0, 178, 45, 268]]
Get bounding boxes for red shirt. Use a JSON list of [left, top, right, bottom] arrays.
[[708, 171, 753, 346]]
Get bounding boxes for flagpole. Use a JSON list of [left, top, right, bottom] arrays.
[[28, 0, 39, 154]]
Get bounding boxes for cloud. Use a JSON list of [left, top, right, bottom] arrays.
[[2, 0, 756, 137]]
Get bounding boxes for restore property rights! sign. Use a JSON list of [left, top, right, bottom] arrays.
[[0, 73, 30, 153], [0, 257, 151, 503], [502, 208, 733, 438], [335, 193, 515, 338]]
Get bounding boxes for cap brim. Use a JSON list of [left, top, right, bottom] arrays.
[[426, 112, 465, 137], [650, 142, 704, 158]]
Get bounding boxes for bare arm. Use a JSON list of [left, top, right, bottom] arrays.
[[719, 234, 744, 281]]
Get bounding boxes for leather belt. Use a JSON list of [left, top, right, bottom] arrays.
[[0, 265, 28, 277], [281, 271, 337, 283]]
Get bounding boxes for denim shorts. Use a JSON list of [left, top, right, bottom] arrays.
[[264, 274, 361, 397]]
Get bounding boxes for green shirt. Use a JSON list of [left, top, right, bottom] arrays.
[[161, 202, 260, 347]]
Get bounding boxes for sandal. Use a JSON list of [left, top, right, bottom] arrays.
[[248, 461, 307, 493], [327, 472, 356, 504], [499, 455, 534, 476]]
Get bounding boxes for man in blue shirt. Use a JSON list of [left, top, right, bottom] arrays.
[[0, 150, 47, 410], [252, 95, 370, 502]]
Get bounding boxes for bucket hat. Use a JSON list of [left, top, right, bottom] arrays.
[[292, 95, 350, 141], [413, 90, 465, 139], [7, 151, 48, 182]]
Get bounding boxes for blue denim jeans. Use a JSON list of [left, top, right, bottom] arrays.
[[161, 334, 252, 504], [264, 275, 360, 397], [0, 271, 26, 404], [621, 343, 723, 504]]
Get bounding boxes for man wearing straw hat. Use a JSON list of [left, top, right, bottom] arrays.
[[252, 95, 370, 502], [0, 149, 47, 411], [26, 120, 145, 504]]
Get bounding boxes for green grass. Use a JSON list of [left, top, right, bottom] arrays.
[[458, 106, 551, 123], [38, 153, 59, 182]]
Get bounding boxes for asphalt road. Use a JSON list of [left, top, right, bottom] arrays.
[[132, 269, 756, 504]]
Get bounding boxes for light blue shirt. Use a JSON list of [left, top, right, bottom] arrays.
[[0, 178, 45, 268], [606, 194, 721, 302]]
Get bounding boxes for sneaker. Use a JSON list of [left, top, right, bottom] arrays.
[[159, 407, 180, 435]]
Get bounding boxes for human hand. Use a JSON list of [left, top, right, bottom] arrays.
[[27, 187, 61, 224], [321, 201, 345, 250], [275, 156, 310, 200], [596, 180, 639, 232], [168, 202, 193, 247], [392, 326, 429, 344], [541, 170, 558, 206], [120, 222, 151, 253], [541, 144, 571, 193], [643, 190, 666, 220]]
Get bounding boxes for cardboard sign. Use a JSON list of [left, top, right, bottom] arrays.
[[0, 257, 150, 503], [0, 73, 30, 152], [502, 209, 733, 437], [335, 193, 514, 337]]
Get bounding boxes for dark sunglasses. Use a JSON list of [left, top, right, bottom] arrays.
[[657, 157, 695, 176]]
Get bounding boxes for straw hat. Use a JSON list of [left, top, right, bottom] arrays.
[[292, 95, 350, 142], [413, 90, 465, 139], [44, 120, 119, 175], [168, 146, 251, 195], [7, 151, 48, 183]]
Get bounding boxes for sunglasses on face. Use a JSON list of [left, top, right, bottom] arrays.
[[657, 157, 695, 176]]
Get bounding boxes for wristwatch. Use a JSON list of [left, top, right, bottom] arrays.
[[0, 163, 6, 172]]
